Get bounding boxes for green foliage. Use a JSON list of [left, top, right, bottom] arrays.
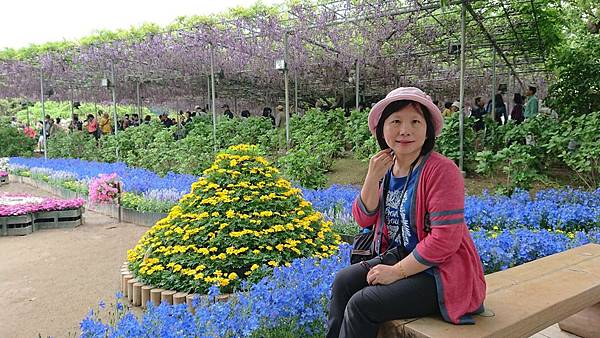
[[0, 123, 36, 157], [121, 192, 172, 213], [344, 109, 378, 161], [47, 130, 99, 160], [545, 33, 600, 117], [546, 111, 600, 188], [435, 114, 476, 171], [278, 144, 331, 189], [216, 117, 278, 153], [277, 108, 346, 188], [290, 108, 346, 156], [475, 144, 547, 195]]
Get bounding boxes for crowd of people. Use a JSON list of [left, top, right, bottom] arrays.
[[8, 84, 541, 154], [436, 85, 540, 132]]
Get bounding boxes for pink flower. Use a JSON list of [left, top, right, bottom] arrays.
[[89, 173, 121, 204], [0, 193, 84, 216]]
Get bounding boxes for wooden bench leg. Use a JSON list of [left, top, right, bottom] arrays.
[[558, 302, 600, 338]]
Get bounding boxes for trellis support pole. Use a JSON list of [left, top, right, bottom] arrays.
[[458, 0, 466, 174]]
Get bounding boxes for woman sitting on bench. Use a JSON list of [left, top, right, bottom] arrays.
[[326, 87, 487, 338]]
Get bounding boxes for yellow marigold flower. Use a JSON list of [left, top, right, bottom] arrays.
[[268, 260, 278, 267], [228, 272, 238, 280], [226, 209, 235, 218], [250, 264, 260, 271], [220, 279, 230, 287], [276, 244, 285, 251], [211, 211, 220, 217], [194, 273, 204, 280]]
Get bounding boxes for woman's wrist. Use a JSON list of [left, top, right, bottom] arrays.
[[394, 263, 408, 280]]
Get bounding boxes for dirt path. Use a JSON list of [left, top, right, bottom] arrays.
[[0, 183, 148, 337]]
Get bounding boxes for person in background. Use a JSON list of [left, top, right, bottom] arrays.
[[492, 94, 507, 125], [144, 115, 152, 124], [223, 104, 234, 119], [241, 110, 251, 118], [450, 101, 460, 115], [99, 112, 112, 135], [70, 114, 83, 131], [524, 85, 539, 119], [274, 105, 284, 128], [131, 114, 141, 127], [262, 107, 275, 127], [86, 114, 99, 140], [470, 97, 486, 132], [510, 93, 524, 124], [441, 102, 453, 118], [121, 114, 131, 130], [49, 117, 63, 137]]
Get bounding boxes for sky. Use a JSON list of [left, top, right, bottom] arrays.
[[0, 0, 282, 50]]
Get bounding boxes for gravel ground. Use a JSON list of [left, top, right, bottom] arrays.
[[0, 182, 148, 337]]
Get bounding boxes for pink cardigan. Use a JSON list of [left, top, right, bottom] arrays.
[[352, 151, 486, 324]]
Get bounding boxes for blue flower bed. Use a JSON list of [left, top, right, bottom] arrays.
[[81, 222, 599, 337], [465, 188, 600, 232], [82, 245, 352, 338], [14, 158, 594, 336], [10, 157, 197, 195]]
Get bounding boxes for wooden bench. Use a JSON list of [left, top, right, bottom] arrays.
[[378, 243, 600, 338]]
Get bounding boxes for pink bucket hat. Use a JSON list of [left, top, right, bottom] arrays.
[[368, 87, 443, 137]]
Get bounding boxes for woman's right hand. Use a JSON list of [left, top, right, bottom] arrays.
[[366, 148, 395, 183]]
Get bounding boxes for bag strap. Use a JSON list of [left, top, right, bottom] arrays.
[[372, 172, 390, 255], [383, 159, 416, 255]]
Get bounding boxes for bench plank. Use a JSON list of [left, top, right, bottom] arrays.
[[381, 244, 600, 338]]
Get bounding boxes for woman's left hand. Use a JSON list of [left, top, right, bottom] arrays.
[[366, 264, 402, 285]]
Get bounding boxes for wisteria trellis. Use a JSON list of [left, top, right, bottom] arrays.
[[0, 0, 551, 109]]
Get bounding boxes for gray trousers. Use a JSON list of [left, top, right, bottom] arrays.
[[326, 262, 439, 338]]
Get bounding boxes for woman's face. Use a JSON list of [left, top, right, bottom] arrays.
[[382, 103, 427, 158]]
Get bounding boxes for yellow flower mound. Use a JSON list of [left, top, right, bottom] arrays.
[[127, 144, 341, 293]]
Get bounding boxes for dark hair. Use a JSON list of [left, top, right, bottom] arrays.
[[474, 96, 482, 105], [444, 101, 452, 109], [513, 93, 524, 105], [528, 86, 537, 94], [375, 100, 436, 156]]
